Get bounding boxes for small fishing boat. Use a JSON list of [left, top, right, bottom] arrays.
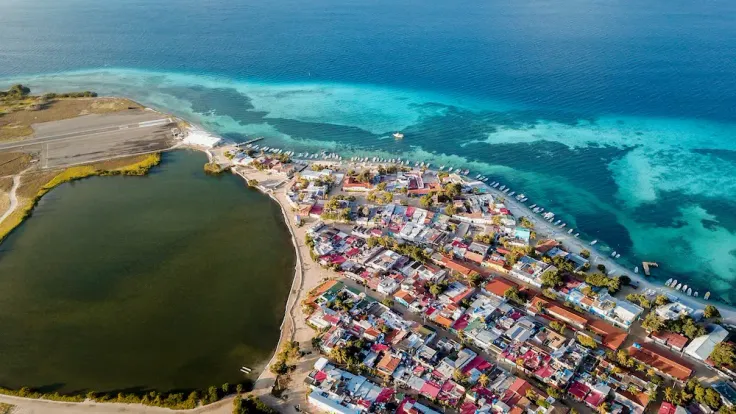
[[682, 284, 688, 292], [694, 292, 699, 297], [611, 251, 617, 257], [591, 240, 598, 245], [687, 288, 692, 296], [670, 279, 678, 288], [482, 177, 489, 182], [615, 254, 620, 258], [439, 165, 445, 170], [530, 204, 537, 209], [635, 266, 639, 273], [393, 132, 404, 139], [509, 191, 515, 196], [475, 174, 481, 179], [499, 185, 505, 191], [704, 292, 711, 300], [675, 283, 682, 291], [494, 183, 500, 188], [554, 219, 561, 225], [574, 233, 579, 237], [568, 229, 573, 234], [665, 278, 672, 286], [560, 223, 567, 228]]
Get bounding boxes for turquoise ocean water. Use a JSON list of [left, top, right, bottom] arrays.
[[0, 0, 735, 303]]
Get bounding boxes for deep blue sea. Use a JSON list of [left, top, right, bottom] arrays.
[[1, 0, 735, 303]]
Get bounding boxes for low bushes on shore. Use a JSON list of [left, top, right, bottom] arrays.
[[0, 381, 248, 410]]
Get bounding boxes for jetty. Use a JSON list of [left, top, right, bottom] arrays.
[[642, 261, 659, 276], [234, 137, 264, 148]]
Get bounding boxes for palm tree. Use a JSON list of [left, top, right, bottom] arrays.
[[478, 373, 490, 388]]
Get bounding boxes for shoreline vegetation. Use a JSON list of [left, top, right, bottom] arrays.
[[0, 152, 162, 243], [0, 380, 248, 410]]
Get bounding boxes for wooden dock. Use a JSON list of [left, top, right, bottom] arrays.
[[234, 137, 264, 148], [642, 261, 659, 276]]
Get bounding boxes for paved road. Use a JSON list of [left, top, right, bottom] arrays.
[[0, 118, 171, 151]]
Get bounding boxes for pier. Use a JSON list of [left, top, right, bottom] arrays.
[[235, 137, 264, 148], [642, 261, 659, 276]]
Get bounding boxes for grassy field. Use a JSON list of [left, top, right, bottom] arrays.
[[0, 153, 161, 242], [1, 94, 142, 142], [0, 152, 34, 177]]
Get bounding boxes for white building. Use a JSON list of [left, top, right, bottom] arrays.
[[684, 324, 729, 361]]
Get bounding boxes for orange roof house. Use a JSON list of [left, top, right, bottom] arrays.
[[377, 353, 402, 377], [484, 278, 519, 299], [588, 319, 628, 350], [628, 343, 693, 381], [529, 296, 588, 330]]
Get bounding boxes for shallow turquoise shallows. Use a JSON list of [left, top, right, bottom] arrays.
[[0, 151, 295, 393]]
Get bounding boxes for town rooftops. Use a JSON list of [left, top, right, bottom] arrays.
[[684, 324, 729, 361], [628, 343, 693, 381]]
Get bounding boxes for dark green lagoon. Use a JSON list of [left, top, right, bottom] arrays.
[[0, 150, 295, 394]]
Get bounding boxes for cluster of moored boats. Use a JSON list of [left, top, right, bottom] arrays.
[[664, 278, 710, 299]]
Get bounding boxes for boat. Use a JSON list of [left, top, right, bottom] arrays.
[[503, 188, 510, 193], [568, 229, 573, 234], [704, 292, 711, 300], [560, 223, 566, 228], [530, 204, 537, 209], [591, 240, 597, 245], [687, 288, 692, 296], [675, 283, 682, 291], [439, 165, 445, 170], [574, 233, 579, 237], [499, 185, 505, 190], [554, 220, 561, 225], [615, 254, 620, 258], [611, 251, 617, 257], [635, 266, 639, 273], [682, 284, 688, 292], [494, 183, 500, 188], [393, 132, 404, 139], [669, 279, 677, 288], [694, 292, 699, 297], [538, 208, 544, 213], [509, 191, 515, 196], [665, 278, 672, 287]]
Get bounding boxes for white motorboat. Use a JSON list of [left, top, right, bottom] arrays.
[[530, 204, 537, 209], [687, 288, 692, 296], [509, 191, 515, 196], [574, 233, 579, 237], [694, 292, 699, 297], [591, 240, 598, 245], [665, 278, 672, 287], [704, 292, 711, 300], [568, 229, 573, 234], [681, 284, 688, 292], [393, 132, 404, 139], [635, 267, 639, 273], [560, 223, 567, 228], [675, 283, 682, 290], [615, 254, 620, 258], [611, 251, 617, 257]]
